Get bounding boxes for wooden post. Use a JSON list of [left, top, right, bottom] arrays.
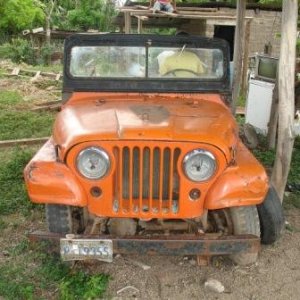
[[241, 20, 251, 96], [124, 11, 131, 34], [271, 0, 297, 202], [231, 0, 246, 114], [267, 79, 279, 149], [137, 18, 143, 34]]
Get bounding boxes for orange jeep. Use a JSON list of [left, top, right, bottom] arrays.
[[24, 34, 284, 265]]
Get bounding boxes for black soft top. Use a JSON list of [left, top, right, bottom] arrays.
[[63, 33, 231, 94]]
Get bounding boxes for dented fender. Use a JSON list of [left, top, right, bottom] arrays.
[[204, 142, 269, 209], [24, 139, 87, 206]]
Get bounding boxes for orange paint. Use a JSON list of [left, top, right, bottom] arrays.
[[24, 92, 269, 219]]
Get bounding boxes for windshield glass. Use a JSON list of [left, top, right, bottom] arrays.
[[70, 45, 224, 79]]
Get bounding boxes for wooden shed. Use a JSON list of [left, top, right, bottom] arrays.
[[114, 1, 282, 58]]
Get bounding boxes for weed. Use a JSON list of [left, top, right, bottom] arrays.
[[59, 271, 109, 300], [0, 38, 36, 65], [0, 240, 109, 300]]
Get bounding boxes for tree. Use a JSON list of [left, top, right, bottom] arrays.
[[65, 0, 116, 32], [0, 0, 44, 34], [35, 0, 57, 46]]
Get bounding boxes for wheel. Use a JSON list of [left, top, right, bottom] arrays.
[[257, 185, 284, 244], [229, 206, 260, 265], [45, 204, 87, 234], [209, 206, 260, 265]]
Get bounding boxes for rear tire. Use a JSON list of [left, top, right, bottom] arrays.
[[45, 204, 87, 234], [229, 206, 260, 265]]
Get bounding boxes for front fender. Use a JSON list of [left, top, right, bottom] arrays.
[[24, 139, 87, 206], [204, 142, 268, 209]]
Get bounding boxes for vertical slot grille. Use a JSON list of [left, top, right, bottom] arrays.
[[114, 145, 181, 214]]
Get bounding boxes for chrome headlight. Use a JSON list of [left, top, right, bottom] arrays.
[[76, 147, 110, 179], [183, 149, 216, 182]]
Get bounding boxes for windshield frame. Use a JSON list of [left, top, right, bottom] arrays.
[[63, 34, 230, 94]]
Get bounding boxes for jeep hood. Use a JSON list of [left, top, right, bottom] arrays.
[[54, 94, 238, 160]]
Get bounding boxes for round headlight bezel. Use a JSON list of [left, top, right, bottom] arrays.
[[182, 149, 217, 182], [76, 147, 110, 180]]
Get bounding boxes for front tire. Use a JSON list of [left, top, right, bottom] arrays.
[[257, 186, 284, 245], [45, 204, 87, 234], [229, 206, 260, 265]]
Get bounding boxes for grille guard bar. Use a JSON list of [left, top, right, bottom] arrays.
[[28, 231, 260, 256]]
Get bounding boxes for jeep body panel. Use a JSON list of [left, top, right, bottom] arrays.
[[24, 33, 268, 220], [54, 93, 237, 160], [24, 139, 87, 206]]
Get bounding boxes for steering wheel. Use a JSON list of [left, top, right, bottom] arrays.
[[163, 68, 199, 77]]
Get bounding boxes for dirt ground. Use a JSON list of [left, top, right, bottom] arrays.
[[85, 207, 298, 300], [5, 206, 295, 300], [2, 205, 300, 300]]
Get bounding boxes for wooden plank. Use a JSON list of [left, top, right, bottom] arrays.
[[30, 71, 41, 82], [129, 11, 252, 20], [55, 73, 61, 81], [134, 15, 149, 21], [177, 7, 217, 12], [124, 11, 131, 34], [137, 18, 143, 34], [0, 137, 50, 148], [40, 71, 57, 78], [11, 67, 20, 76], [157, 11, 178, 17], [6, 67, 62, 80], [236, 106, 245, 115], [35, 100, 61, 107], [31, 103, 61, 112], [241, 20, 251, 96], [271, 0, 297, 201], [232, 0, 246, 114], [122, 6, 217, 12], [135, 5, 149, 10]]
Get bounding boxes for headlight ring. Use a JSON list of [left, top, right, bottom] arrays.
[[183, 149, 216, 182], [76, 147, 110, 179]]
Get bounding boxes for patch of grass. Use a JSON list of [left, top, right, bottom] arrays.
[[288, 137, 300, 184], [237, 94, 246, 107], [0, 241, 109, 300], [59, 271, 109, 300], [283, 192, 300, 210], [0, 219, 7, 230], [0, 89, 55, 140], [252, 148, 276, 168], [0, 148, 35, 215], [0, 90, 23, 109], [0, 268, 34, 300], [235, 115, 245, 126], [29, 64, 63, 74], [0, 111, 54, 140]]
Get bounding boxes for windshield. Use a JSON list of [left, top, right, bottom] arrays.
[[70, 45, 224, 79]]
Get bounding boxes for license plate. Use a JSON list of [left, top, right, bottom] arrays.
[[60, 239, 113, 262]]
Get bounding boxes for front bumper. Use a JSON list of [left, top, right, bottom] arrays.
[[28, 231, 260, 257]]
